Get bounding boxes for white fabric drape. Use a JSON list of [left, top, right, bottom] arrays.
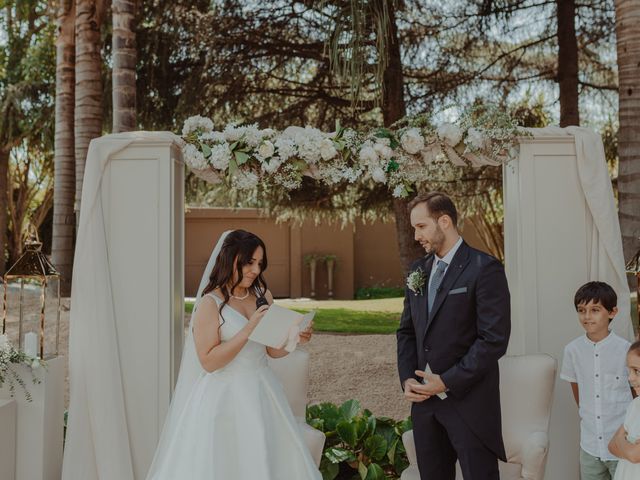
[[524, 127, 633, 339], [62, 132, 180, 480]]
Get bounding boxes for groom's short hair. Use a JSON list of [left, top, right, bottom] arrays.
[[408, 192, 458, 227]]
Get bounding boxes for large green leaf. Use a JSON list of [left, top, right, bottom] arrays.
[[366, 415, 377, 436], [336, 420, 358, 448], [353, 417, 368, 440], [358, 461, 368, 479], [363, 434, 388, 462], [234, 150, 250, 165], [320, 457, 340, 480], [364, 463, 385, 480], [200, 143, 212, 159], [324, 447, 356, 464], [228, 158, 238, 175], [339, 399, 361, 420]]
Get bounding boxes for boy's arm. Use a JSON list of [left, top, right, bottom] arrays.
[[570, 382, 579, 406], [609, 425, 640, 463]]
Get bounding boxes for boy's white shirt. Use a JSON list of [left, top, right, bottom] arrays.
[[561, 331, 632, 461]]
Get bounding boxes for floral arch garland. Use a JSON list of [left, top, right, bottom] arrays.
[[180, 105, 525, 199]]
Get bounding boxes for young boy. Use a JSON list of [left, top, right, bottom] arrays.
[[561, 281, 632, 480]]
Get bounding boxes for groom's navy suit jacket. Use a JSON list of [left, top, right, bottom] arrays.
[[397, 241, 511, 461]]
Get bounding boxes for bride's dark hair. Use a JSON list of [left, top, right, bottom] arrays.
[[202, 230, 268, 323]]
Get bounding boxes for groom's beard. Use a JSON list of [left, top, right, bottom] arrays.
[[422, 226, 445, 254]]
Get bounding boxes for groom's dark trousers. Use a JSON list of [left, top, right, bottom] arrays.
[[397, 241, 511, 480]]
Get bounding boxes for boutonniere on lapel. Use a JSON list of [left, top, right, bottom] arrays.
[[406, 267, 427, 296]]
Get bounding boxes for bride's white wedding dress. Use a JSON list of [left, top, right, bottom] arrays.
[[146, 292, 321, 479]]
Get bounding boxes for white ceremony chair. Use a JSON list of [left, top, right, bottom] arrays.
[[401, 354, 557, 480], [268, 349, 326, 466]]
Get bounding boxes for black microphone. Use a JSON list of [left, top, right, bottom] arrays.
[[256, 296, 269, 309]]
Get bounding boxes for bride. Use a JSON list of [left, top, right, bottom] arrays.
[[146, 229, 321, 479]]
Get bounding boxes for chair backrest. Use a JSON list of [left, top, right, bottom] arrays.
[[268, 349, 310, 418], [498, 354, 557, 464]]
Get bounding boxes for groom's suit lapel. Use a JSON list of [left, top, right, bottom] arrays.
[[424, 241, 471, 335]]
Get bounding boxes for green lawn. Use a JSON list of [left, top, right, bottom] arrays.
[[185, 294, 638, 336], [290, 308, 400, 334]]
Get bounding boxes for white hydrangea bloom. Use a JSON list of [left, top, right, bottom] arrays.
[[243, 124, 263, 148], [200, 131, 226, 143], [392, 185, 406, 198], [400, 128, 425, 155], [233, 171, 259, 189], [359, 144, 379, 165], [373, 141, 394, 160], [183, 143, 208, 170], [465, 127, 490, 150], [437, 123, 463, 147], [223, 123, 246, 142], [319, 138, 338, 161], [210, 144, 232, 170], [274, 137, 297, 160], [182, 115, 214, 136], [370, 166, 387, 184]]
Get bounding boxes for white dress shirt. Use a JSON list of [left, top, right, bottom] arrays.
[[560, 331, 632, 460], [428, 236, 463, 292]]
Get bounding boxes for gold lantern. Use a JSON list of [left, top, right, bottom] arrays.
[[2, 230, 61, 359], [626, 241, 640, 334]]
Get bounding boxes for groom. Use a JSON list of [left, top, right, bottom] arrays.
[[397, 192, 511, 480]]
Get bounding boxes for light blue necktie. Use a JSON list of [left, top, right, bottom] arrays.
[[428, 260, 448, 314]]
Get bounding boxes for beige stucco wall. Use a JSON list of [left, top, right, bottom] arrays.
[[185, 208, 494, 299]]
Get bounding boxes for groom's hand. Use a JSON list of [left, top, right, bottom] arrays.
[[414, 370, 447, 395], [403, 379, 430, 403]]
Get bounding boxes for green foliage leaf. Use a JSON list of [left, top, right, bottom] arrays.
[[320, 456, 340, 480], [336, 420, 358, 448], [325, 446, 356, 464], [200, 143, 212, 158], [234, 150, 250, 165], [358, 461, 368, 479], [228, 157, 239, 175], [364, 463, 385, 480], [339, 399, 361, 420], [364, 434, 388, 462]]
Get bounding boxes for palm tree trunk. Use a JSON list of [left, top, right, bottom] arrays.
[[112, 0, 136, 132], [0, 148, 9, 274], [382, 2, 424, 273], [53, 0, 76, 296], [75, 0, 105, 218], [615, 0, 640, 269], [557, 0, 580, 127]]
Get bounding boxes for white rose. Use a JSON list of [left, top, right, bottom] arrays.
[[261, 156, 283, 173], [359, 145, 378, 165], [320, 139, 338, 161], [370, 167, 387, 183], [465, 127, 489, 150], [437, 123, 463, 147], [400, 128, 425, 155], [373, 142, 393, 159], [0, 334, 11, 353], [258, 140, 275, 158], [392, 185, 407, 198]]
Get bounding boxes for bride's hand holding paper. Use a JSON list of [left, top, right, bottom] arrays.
[[249, 304, 316, 352]]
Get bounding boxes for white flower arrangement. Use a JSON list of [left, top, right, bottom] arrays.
[[179, 104, 524, 198], [0, 333, 45, 402]]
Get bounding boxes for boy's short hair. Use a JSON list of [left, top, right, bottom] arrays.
[[573, 281, 617, 312], [629, 341, 640, 356]]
